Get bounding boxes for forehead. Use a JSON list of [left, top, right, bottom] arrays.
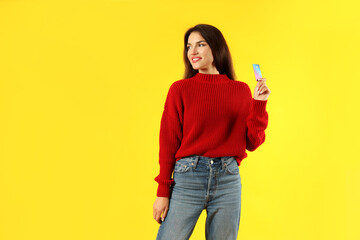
[[187, 32, 206, 44]]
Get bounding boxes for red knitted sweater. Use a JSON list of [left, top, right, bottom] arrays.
[[154, 72, 269, 197]]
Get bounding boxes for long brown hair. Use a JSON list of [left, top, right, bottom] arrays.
[[183, 24, 236, 80]]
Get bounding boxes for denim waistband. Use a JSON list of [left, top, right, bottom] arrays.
[[182, 155, 235, 165], [193, 154, 232, 160]]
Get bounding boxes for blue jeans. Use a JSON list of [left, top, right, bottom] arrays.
[[156, 155, 242, 240]]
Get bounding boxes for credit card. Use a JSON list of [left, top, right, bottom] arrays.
[[252, 64, 262, 81]]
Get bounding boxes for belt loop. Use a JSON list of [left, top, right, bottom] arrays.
[[221, 157, 226, 170], [194, 155, 199, 168], [190, 155, 199, 169]]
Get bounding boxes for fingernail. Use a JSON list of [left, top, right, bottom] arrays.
[[161, 218, 164, 221]]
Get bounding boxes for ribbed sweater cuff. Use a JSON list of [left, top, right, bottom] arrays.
[[252, 98, 267, 113], [157, 183, 171, 198]]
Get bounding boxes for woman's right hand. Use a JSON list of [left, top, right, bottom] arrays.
[[153, 197, 170, 224]]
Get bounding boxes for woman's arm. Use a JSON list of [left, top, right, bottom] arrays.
[[154, 82, 183, 197], [245, 78, 270, 151], [246, 98, 268, 151]]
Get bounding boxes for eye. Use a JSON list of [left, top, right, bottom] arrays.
[[186, 43, 205, 50]]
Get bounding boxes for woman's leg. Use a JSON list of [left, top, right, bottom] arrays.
[[155, 192, 203, 240], [156, 156, 207, 240], [204, 157, 242, 240]]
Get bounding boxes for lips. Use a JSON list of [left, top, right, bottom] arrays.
[[191, 57, 202, 63]]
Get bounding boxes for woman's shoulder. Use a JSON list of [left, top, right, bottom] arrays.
[[168, 77, 193, 90], [228, 80, 253, 98], [229, 79, 251, 89], [165, 79, 186, 97]]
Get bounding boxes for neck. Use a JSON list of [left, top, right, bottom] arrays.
[[193, 72, 231, 83], [199, 68, 220, 74]]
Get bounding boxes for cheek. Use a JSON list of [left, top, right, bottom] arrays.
[[205, 50, 213, 60], [206, 54, 213, 63]]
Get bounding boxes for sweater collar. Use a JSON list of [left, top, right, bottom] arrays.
[[193, 72, 231, 83]]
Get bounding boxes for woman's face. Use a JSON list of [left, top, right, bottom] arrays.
[[187, 31, 219, 74]]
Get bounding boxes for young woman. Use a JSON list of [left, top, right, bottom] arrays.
[[153, 24, 270, 240]]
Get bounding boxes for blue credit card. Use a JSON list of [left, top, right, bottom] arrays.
[[252, 64, 262, 81]]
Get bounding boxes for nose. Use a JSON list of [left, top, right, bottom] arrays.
[[189, 45, 198, 55]]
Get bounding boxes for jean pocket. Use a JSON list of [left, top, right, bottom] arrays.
[[174, 157, 193, 173], [225, 158, 239, 175]]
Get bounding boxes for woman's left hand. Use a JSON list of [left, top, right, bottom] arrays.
[[253, 78, 271, 101]]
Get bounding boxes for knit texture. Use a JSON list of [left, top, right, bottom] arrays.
[[154, 72, 269, 197]]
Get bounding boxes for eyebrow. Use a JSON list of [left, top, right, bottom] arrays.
[[186, 40, 206, 45]]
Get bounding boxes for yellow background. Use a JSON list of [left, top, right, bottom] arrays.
[[0, 0, 359, 239]]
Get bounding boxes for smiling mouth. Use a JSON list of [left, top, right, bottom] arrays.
[[192, 58, 201, 63]]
